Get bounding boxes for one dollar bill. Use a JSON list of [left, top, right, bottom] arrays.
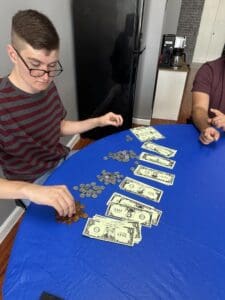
[[139, 151, 176, 169], [119, 177, 163, 203], [134, 165, 175, 186], [130, 126, 165, 142], [142, 141, 177, 158], [105, 203, 152, 227]]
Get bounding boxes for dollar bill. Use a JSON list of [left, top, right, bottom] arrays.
[[105, 203, 152, 227], [82, 218, 135, 246], [139, 151, 176, 169], [93, 214, 142, 243], [130, 126, 165, 142], [141, 141, 177, 158], [119, 177, 163, 203], [134, 165, 175, 186], [107, 192, 162, 226]]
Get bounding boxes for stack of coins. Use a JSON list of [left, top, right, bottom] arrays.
[[97, 170, 124, 185], [55, 201, 88, 224], [103, 150, 137, 162], [73, 182, 105, 199]]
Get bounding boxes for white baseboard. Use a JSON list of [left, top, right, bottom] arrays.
[[66, 133, 80, 149], [0, 134, 80, 243], [0, 206, 24, 244], [132, 117, 150, 126]]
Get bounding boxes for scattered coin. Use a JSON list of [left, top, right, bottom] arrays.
[[125, 135, 133, 142]]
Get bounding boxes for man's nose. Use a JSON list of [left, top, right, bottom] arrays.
[[42, 71, 50, 80]]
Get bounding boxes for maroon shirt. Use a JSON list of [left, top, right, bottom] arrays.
[[192, 57, 225, 115], [0, 77, 70, 182]]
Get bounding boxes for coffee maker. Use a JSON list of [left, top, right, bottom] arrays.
[[159, 34, 186, 68]]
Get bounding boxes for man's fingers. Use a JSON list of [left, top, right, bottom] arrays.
[[208, 115, 224, 128], [44, 185, 75, 217], [100, 112, 124, 127], [56, 185, 76, 216], [210, 108, 223, 116], [109, 113, 123, 126], [200, 133, 213, 144], [213, 130, 220, 141], [61, 192, 76, 217], [53, 200, 66, 217], [117, 115, 123, 125], [199, 137, 210, 145], [210, 118, 223, 128], [200, 127, 220, 144], [54, 197, 75, 217]]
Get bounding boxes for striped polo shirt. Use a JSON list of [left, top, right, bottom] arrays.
[[0, 77, 70, 182]]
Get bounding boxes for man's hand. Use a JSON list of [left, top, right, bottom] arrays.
[[23, 184, 76, 217], [199, 127, 220, 145], [98, 112, 123, 127], [208, 108, 225, 130]]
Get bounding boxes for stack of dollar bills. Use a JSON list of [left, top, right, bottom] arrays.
[[82, 193, 162, 246]]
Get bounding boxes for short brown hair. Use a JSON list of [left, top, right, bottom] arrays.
[[11, 9, 59, 51]]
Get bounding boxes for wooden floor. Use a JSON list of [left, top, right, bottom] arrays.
[[0, 217, 24, 298], [0, 63, 199, 296]]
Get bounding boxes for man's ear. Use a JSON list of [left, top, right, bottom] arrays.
[[7, 44, 17, 63]]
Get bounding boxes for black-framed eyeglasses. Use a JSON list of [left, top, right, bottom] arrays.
[[13, 47, 63, 77]]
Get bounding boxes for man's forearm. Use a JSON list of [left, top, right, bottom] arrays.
[[192, 107, 210, 132], [0, 178, 32, 200], [0, 178, 76, 217], [60, 118, 100, 136]]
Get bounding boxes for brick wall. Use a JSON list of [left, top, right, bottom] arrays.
[[177, 0, 205, 65]]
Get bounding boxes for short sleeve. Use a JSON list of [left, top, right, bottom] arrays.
[[52, 82, 67, 120], [60, 101, 67, 120], [191, 63, 213, 95]]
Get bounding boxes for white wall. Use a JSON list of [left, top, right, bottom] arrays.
[[162, 0, 182, 35], [193, 0, 225, 63], [133, 0, 167, 121]]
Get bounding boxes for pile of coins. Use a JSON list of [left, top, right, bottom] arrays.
[[103, 150, 137, 162], [55, 201, 88, 224], [97, 170, 124, 185], [73, 182, 105, 198]]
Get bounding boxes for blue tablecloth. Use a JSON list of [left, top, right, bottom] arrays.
[[3, 124, 225, 299]]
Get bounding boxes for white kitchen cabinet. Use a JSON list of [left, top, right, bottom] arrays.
[[152, 66, 189, 120]]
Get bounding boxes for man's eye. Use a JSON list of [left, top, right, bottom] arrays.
[[31, 63, 41, 68], [49, 64, 57, 68]]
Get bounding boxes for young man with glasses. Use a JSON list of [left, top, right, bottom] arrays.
[[0, 9, 123, 217]]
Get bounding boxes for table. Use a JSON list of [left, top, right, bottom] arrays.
[[3, 124, 225, 300]]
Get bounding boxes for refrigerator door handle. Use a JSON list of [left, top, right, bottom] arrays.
[[133, 46, 146, 55]]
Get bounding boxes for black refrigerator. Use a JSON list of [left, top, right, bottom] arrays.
[[72, 0, 145, 139]]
